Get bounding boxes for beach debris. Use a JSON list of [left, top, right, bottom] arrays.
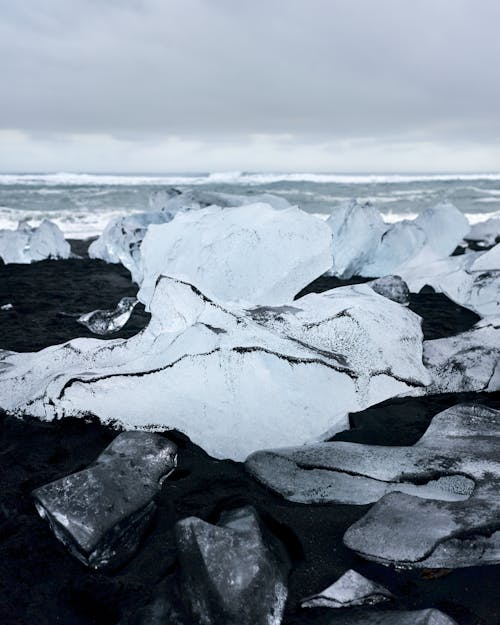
[[175, 506, 289, 625], [321, 608, 458, 624], [0, 219, 70, 264], [0, 278, 428, 460], [32, 432, 177, 570], [76, 296, 138, 335], [301, 569, 393, 608], [370, 275, 410, 304]]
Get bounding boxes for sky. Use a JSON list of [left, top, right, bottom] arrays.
[[1, 0, 499, 173]]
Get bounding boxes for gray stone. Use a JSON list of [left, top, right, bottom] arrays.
[[302, 569, 393, 608]]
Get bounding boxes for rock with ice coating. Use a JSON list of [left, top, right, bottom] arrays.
[[414, 202, 469, 257], [301, 569, 393, 608], [0, 219, 70, 264], [0, 280, 428, 460], [175, 506, 289, 625], [137, 203, 333, 308], [323, 609, 458, 624], [77, 296, 138, 335], [341, 404, 500, 569], [32, 432, 177, 570], [369, 275, 410, 305], [326, 200, 386, 279], [421, 317, 500, 394], [466, 216, 500, 247]]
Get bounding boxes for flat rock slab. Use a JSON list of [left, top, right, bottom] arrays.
[[302, 569, 393, 608], [33, 431, 177, 570]]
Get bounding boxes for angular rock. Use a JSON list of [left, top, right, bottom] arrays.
[[0, 279, 428, 460], [137, 203, 333, 308], [326, 200, 387, 279], [301, 569, 393, 608], [175, 506, 289, 625], [0, 219, 70, 264], [77, 296, 138, 335], [322, 609, 458, 624], [369, 275, 410, 305], [32, 432, 177, 570], [421, 317, 500, 394]]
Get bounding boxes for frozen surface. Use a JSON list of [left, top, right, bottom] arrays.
[[466, 216, 500, 246], [369, 275, 410, 305], [326, 200, 386, 279], [301, 569, 393, 608], [0, 220, 70, 264], [32, 432, 177, 570], [77, 296, 138, 335], [137, 203, 333, 308], [421, 317, 500, 394], [175, 506, 289, 625], [414, 202, 469, 257], [323, 609, 458, 625], [0, 279, 428, 460]]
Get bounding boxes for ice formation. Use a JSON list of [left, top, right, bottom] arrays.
[[76, 296, 138, 335], [32, 432, 177, 570], [137, 203, 333, 308], [413, 202, 469, 257], [0, 280, 428, 460], [0, 220, 70, 264], [466, 216, 500, 247], [369, 275, 410, 305], [301, 569, 393, 608], [175, 506, 289, 625], [420, 317, 500, 394]]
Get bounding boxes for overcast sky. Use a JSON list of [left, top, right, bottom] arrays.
[[1, 0, 499, 173]]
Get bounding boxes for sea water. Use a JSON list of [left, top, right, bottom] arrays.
[[1, 172, 499, 239]]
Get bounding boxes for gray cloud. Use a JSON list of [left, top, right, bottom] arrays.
[[0, 0, 499, 170]]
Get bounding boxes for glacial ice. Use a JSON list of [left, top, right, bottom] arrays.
[[326, 200, 386, 279], [414, 202, 469, 257], [322, 609, 458, 625], [466, 216, 500, 247], [369, 275, 410, 305], [137, 203, 333, 308], [301, 569, 393, 608], [0, 279, 428, 460], [76, 296, 138, 335], [0, 220, 70, 264], [175, 506, 289, 625], [32, 432, 177, 570], [420, 317, 500, 394]]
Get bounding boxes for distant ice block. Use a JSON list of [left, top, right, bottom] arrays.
[[414, 202, 469, 257], [301, 569, 393, 608], [77, 296, 138, 335], [32, 432, 177, 570], [369, 275, 410, 305], [326, 200, 386, 279], [175, 506, 289, 625], [0, 219, 70, 264], [466, 216, 500, 247], [0, 280, 428, 460], [137, 203, 333, 308], [421, 317, 500, 394]]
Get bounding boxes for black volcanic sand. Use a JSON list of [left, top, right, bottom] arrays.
[[0, 244, 499, 625]]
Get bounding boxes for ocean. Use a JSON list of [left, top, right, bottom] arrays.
[[1, 172, 500, 239]]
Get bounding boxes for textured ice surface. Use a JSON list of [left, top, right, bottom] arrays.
[[341, 404, 500, 568], [326, 200, 386, 279], [369, 275, 410, 305], [137, 203, 333, 308], [301, 569, 393, 608], [466, 216, 500, 246], [0, 220, 70, 264], [175, 506, 289, 625], [0, 279, 428, 460], [421, 317, 500, 394], [322, 609, 458, 624], [32, 432, 177, 570], [77, 296, 138, 335], [414, 203, 469, 257]]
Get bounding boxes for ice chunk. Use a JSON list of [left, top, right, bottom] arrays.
[[469, 242, 500, 271], [414, 202, 469, 257], [369, 275, 410, 305], [301, 569, 393, 608], [175, 506, 289, 625], [0, 219, 70, 264], [466, 216, 500, 247], [0, 280, 428, 461], [322, 609, 458, 624], [32, 432, 177, 570], [420, 317, 500, 394], [76, 297, 138, 335], [1, 303, 13, 311], [326, 200, 387, 279], [137, 203, 333, 308]]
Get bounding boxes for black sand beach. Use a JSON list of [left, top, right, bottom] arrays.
[[0, 242, 499, 625]]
